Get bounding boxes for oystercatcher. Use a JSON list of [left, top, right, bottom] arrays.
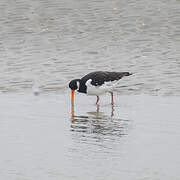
[[69, 71, 132, 105]]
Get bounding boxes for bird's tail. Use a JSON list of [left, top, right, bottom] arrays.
[[122, 72, 133, 77]]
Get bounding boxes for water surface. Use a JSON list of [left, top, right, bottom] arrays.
[[0, 0, 180, 179], [0, 93, 180, 180], [0, 0, 180, 95]]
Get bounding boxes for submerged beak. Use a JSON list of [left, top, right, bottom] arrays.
[[71, 90, 75, 106]]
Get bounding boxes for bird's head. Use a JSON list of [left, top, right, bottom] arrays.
[[69, 79, 80, 90], [69, 79, 80, 106]]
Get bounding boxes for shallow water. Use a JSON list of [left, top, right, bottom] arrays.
[[0, 0, 180, 95], [0, 0, 180, 179], [0, 93, 180, 180]]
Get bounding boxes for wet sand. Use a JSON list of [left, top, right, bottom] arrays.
[[0, 92, 180, 180]]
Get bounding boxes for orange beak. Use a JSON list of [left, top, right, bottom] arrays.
[[71, 90, 75, 106]]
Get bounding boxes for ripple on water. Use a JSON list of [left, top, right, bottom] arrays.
[[70, 103, 133, 152], [0, 0, 180, 95]]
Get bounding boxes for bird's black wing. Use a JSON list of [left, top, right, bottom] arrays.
[[81, 71, 131, 86]]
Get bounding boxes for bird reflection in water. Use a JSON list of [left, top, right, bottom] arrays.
[[70, 103, 130, 137]]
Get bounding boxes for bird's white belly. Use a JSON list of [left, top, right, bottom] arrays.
[[85, 79, 116, 96]]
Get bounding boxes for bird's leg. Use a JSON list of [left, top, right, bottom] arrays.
[[111, 103, 114, 117], [110, 91, 114, 105], [96, 96, 100, 104]]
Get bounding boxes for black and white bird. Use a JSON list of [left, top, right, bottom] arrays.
[[69, 71, 132, 105]]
